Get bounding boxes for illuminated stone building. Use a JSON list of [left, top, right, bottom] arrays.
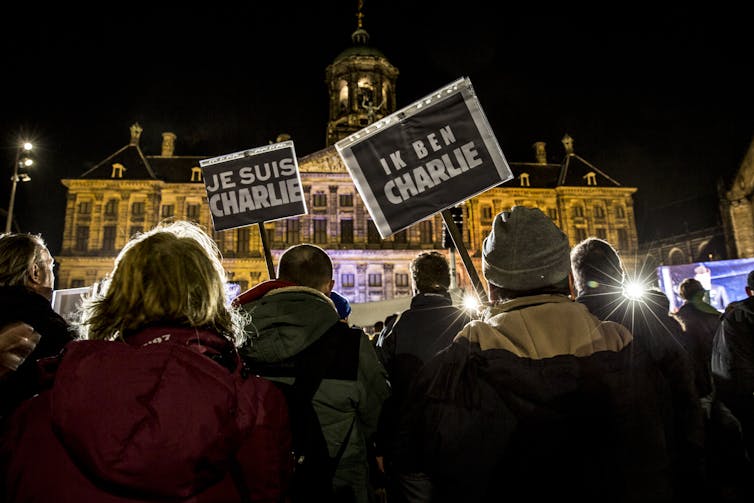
[[56, 11, 639, 303], [721, 135, 754, 259]]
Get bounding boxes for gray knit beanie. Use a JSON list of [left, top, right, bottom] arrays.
[[482, 206, 571, 291]]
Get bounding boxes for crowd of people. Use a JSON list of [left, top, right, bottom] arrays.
[[0, 206, 753, 502]]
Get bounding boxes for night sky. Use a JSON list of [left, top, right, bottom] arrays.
[[2, 2, 752, 256]]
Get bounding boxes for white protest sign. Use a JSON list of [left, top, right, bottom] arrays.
[[335, 77, 513, 238], [199, 141, 307, 232]]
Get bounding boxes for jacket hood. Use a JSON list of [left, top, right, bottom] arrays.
[[236, 281, 340, 362], [49, 326, 249, 499]]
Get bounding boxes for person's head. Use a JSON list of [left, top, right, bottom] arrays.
[[76, 220, 244, 344], [330, 290, 352, 320], [679, 277, 706, 302], [277, 244, 334, 293], [482, 206, 572, 301], [0, 233, 56, 301], [746, 270, 754, 297], [694, 264, 712, 289], [570, 237, 625, 296], [411, 250, 451, 295]]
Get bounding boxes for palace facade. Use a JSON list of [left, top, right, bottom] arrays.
[[56, 12, 639, 303]]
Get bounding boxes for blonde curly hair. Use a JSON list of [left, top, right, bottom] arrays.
[[75, 220, 246, 344]]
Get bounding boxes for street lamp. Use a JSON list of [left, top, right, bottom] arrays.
[[5, 142, 33, 234]]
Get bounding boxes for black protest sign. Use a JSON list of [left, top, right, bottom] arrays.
[[335, 77, 513, 238], [199, 141, 307, 232]]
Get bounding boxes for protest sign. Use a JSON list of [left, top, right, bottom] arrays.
[[199, 141, 307, 232], [335, 77, 513, 238]]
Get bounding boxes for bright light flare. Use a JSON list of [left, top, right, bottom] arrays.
[[462, 292, 481, 312], [623, 280, 646, 300]]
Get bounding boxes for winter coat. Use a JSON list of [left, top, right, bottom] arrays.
[[673, 300, 721, 397], [235, 281, 390, 503], [712, 296, 754, 458], [0, 285, 73, 420], [578, 287, 707, 500], [375, 291, 472, 466], [0, 325, 292, 502], [402, 294, 702, 503]]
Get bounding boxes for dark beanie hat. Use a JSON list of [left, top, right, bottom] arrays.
[[482, 206, 571, 291], [330, 290, 352, 319]]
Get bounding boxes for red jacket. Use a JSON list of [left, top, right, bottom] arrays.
[[0, 325, 293, 502]]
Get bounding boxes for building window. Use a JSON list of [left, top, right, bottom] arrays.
[[132, 202, 145, 217], [70, 279, 85, 288], [312, 191, 327, 207], [572, 205, 584, 218], [574, 227, 587, 242], [393, 229, 407, 243], [547, 208, 558, 220], [78, 201, 91, 215], [286, 219, 300, 243], [129, 226, 143, 238], [214, 230, 226, 253], [419, 221, 433, 244], [191, 166, 202, 182], [339, 193, 353, 207], [186, 204, 200, 220], [104, 199, 118, 217], [367, 220, 381, 244], [368, 273, 382, 287], [111, 163, 125, 178], [584, 172, 597, 186], [596, 228, 607, 240], [616, 205, 626, 218], [341, 273, 355, 288], [617, 228, 628, 249], [395, 273, 409, 287], [236, 227, 250, 255], [313, 219, 327, 244], [161, 204, 175, 218], [102, 225, 117, 251], [594, 205, 605, 218], [481, 206, 493, 221], [75, 226, 89, 252], [519, 173, 530, 187], [340, 219, 353, 244]]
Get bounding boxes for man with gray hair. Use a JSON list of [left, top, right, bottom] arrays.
[[400, 206, 702, 502], [0, 233, 72, 420]]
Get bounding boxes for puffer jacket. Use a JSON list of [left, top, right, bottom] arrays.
[[0, 325, 292, 502], [402, 294, 699, 503], [235, 281, 390, 503]]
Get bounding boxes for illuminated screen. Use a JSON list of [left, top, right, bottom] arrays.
[[657, 258, 754, 313]]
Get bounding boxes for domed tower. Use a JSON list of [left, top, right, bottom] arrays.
[[324, 0, 399, 147]]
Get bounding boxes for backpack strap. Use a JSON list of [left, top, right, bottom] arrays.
[[292, 322, 359, 477], [332, 415, 356, 469]]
